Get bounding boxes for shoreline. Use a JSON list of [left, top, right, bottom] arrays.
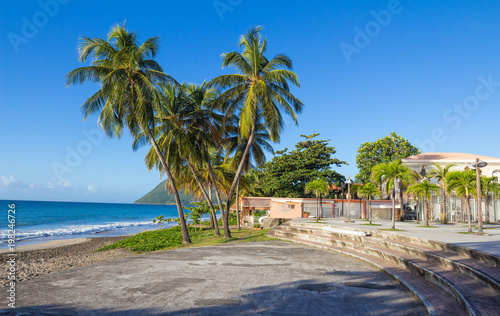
[[1, 235, 137, 287]]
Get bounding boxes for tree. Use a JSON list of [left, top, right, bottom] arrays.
[[371, 160, 418, 229], [446, 170, 477, 233], [407, 180, 441, 226], [66, 23, 191, 243], [427, 163, 456, 224], [481, 176, 500, 224], [356, 132, 420, 184], [358, 183, 381, 224], [209, 26, 303, 238], [136, 83, 222, 236], [260, 134, 346, 197], [305, 178, 329, 222]]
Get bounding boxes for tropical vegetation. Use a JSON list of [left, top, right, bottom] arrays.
[[304, 178, 329, 222], [407, 179, 441, 227]]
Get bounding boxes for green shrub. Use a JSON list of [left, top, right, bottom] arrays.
[[99, 226, 198, 252]]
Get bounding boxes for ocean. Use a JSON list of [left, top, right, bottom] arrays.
[[0, 200, 183, 249]]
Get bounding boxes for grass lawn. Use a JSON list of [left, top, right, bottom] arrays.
[[99, 226, 277, 253], [417, 225, 439, 228], [379, 228, 405, 231], [362, 223, 382, 226]]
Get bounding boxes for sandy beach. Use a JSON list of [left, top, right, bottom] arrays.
[[1, 236, 136, 287]]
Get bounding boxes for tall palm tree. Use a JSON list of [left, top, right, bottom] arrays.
[[446, 170, 477, 233], [481, 176, 500, 224], [209, 26, 303, 238], [371, 160, 418, 229], [358, 183, 381, 224], [66, 23, 191, 243], [305, 178, 329, 222], [427, 163, 456, 224], [407, 179, 441, 227]]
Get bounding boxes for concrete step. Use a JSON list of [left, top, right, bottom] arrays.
[[267, 231, 461, 316], [271, 226, 500, 315], [279, 224, 500, 295]]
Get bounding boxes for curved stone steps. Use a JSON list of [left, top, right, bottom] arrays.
[[266, 231, 460, 316], [271, 228, 478, 315], [282, 223, 500, 295], [271, 223, 500, 315]]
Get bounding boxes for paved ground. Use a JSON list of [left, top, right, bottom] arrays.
[[4, 241, 426, 315], [304, 218, 500, 256]]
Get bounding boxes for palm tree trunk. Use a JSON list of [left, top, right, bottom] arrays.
[[467, 196, 472, 233], [316, 195, 319, 223], [186, 161, 220, 236], [399, 183, 404, 221], [208, 183, 215, 228], [223, 122, 257, 238], [442, 187, 448, 224], [319, 193, 323, 220], [391, 185, 396, 229], [206, 157, 225, 228], [236, 178, 241, 230], [485, 193, 490, 224], [369, 198, 372, 224], [145, 127, 191, 244], [425, 198, 429, 227]]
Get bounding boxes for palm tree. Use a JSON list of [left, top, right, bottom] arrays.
[[427, 163, 456, 224], [136, 82, 224, 236], [224, 113, 273, 230], [305, 178, 329, 222], [371, 160, 418, 229], [446, 170, 477, 233], [407, 179, 441, 227], [209, 26, 303, 238], [481, 176, 500, 224], [358, 183, 381, 224], [66, 23, 191, 243]]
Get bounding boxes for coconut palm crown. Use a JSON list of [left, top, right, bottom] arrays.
[[209, 26, 303, 237]]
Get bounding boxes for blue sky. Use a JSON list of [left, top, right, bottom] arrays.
[[2, 0, 500, 203]]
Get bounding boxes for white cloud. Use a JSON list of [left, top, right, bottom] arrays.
[[1, 175, 18, 187], [87, 184, 97, 193], [47, 178, 71, 189]]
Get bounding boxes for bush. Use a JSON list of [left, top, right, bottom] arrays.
[[253, 223, 261, 228], [99, 226, 198, 252]]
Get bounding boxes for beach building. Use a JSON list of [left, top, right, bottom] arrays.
[[402, 152, 500, 223], [233, 197, 399, 226]]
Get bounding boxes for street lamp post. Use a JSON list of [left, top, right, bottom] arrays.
[[346, 176, 353, 222], [341, 183, 345, 217], [474, 158, 488, 234]]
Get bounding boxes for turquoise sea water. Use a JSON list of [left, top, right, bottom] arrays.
[[0, 200, 182, 248]]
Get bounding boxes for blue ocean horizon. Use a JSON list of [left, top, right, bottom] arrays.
[[0, 200, 184, 248]]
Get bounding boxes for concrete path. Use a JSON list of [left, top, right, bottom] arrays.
[[303, 218, 500, 257], [4, 241, 426, 315]]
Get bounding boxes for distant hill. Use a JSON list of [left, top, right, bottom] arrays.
[[134, 180, 198, 205]]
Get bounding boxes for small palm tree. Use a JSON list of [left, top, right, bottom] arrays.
[[305, 178, 329, 222], [358, 183, 381, 224], [407, 179, 441, 227], [209, 26, 303, 238], [446, 170, 477, 233], [427, 163, 456, 223], [371, 160, 418, 229], [481, 176, 500, 224]]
